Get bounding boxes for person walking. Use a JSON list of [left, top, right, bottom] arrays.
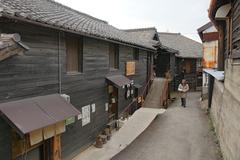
[[178, 79, 189, 107]]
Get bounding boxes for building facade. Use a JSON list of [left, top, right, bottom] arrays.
[[208, 0, 240, 160], [158, 32, 203, 91], [198, 22, 219, 99]]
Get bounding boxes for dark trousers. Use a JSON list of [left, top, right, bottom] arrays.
[[181, 98, 186, 107]]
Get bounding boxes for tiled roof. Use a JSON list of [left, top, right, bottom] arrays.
[[0, 0, 156, 50], [197, 22, 214, 33], [125, 28, 179, 54], [124, 27, 159, 45], [124, 27, 160, 48], [158, 32, 202, 58], [197, 22, 217, 42]]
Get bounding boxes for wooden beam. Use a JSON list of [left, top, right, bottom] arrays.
[[0, 44, 24, 61], [52, 134, 61, 160], [218, 22, 225, 70]]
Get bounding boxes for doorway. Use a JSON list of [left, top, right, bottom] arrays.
[[108, 85, 118, 128], [14, 136, 53, 160]]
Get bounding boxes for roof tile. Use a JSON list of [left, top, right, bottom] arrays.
[[0, 0, 155, 50], [158, 32, 202, 58]]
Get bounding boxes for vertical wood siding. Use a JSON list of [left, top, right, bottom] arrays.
[[232, 0, 240, 58]]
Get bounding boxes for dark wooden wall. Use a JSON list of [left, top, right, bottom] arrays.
[[0, 118, 11, 159], [117, 46, 148, 114], [155, 54, 169, 77], [61, 37, 110, 160], [154, 51, 176, 91], [155, 52, 170, 77], [232, 0, 240, 58], [0, 19, 152, 160]]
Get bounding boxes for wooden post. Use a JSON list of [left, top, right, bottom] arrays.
[[53, 135, 61, 160], [218, 22, 225, 71]]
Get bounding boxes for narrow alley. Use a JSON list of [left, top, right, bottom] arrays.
[[1, 1, 240, 160], [112, 92, 222, 160]]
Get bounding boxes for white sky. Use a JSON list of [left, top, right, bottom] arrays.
[[55, 0, 211, 42]]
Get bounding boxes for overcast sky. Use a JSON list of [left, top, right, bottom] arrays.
[[55, 0, 211, 42]]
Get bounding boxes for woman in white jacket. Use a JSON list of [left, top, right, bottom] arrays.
[[178, 79, 189, 107]]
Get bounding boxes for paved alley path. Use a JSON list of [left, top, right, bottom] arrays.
[[112, 92, 220, 160]]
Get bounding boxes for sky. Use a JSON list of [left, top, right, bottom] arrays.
[[55, 0, 211, 42]]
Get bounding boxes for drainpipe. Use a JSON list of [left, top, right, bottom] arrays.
[[58, 31, 62, 94]]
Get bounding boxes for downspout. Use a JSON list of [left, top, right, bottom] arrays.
[[58, 31, 62, 94]]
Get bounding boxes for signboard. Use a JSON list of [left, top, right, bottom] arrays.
[[65, 117, 75, 126], [105, 103, 109, 111], [29, 129, 43, 146], [125, 61, 136, 76], [82, 105, 91, 126], [91, 104, 96, 113], [203, 41, 218, 68]]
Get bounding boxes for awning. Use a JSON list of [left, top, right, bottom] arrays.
[[0, 94, 80, 136], [106, 75, 132, 88], [134, 83, 142, 89], [203, 69, 224, 81]]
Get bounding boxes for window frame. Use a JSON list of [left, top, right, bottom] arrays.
[[66, 35, 83, 74], [109, 43, 119, 70], [133, 48, 139, 61]]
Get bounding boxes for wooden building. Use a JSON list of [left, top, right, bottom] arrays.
[[124, 28, 160, 77], [158, 32, 203, 91], [125, 28, 180, 95], [0, 0, 157, 160], [207, 1, 240, 160], [124, 28, 178, 88], [197, 22, 219, 99]]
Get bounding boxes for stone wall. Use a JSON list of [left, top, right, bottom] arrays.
[[210, 59, 240, 160]]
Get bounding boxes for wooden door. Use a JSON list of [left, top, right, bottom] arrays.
[[108, 86, 118, 125]]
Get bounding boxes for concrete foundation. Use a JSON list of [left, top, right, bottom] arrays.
[[210, 59, 240, 160]]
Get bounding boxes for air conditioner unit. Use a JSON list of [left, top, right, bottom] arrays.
[[61, 94, 70, 103]]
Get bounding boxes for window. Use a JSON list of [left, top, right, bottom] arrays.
[[66, 35, 83, 73], [109, 43, 119, 69], [133, 48, 139, 60]]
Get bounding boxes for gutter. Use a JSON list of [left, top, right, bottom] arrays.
[[0, 14, 156, 53], [208, 0, 231, 28], [209, 0, 217, 22]]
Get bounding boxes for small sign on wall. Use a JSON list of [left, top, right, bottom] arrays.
[[125, 61, 136, 76], [105, 103, 109, 111], [82, 105, 91, 126], [77, 113, 82, 120], [66, 117, 75, 126], [91, 104, 96, 113]]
